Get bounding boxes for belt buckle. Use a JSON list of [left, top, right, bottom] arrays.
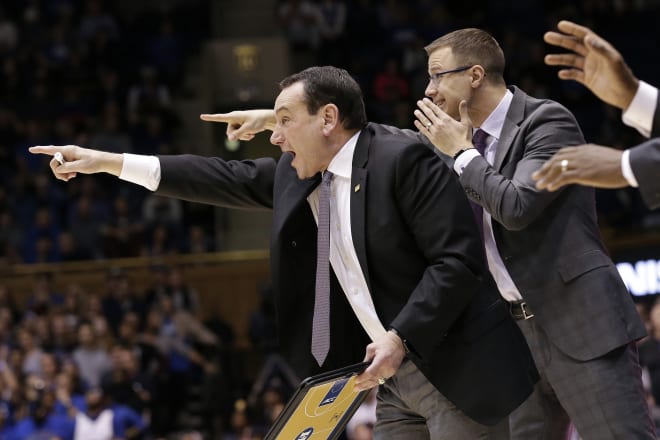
[[520, 301, 534, 320]]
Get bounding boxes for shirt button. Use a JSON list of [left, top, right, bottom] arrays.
[[291, 241, 297, 247]]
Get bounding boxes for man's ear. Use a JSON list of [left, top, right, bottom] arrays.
[[470, 65, 487, 88], [321, 104, 340, 134]]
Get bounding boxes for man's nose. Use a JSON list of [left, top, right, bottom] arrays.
[[270, 130, 283, 146], [424, 82, 436, 98]]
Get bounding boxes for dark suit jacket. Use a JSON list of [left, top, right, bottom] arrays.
[[629, 96, 660, 208], [459, 86, 646, 361], [155, 122, 537, 425]]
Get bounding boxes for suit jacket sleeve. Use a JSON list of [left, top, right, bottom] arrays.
[[385, 142, 485, 358], [460, 100, 585, 230], [629, 138, 660, 209], [154, 154, 276, 209], [653, 95, 660, 137]]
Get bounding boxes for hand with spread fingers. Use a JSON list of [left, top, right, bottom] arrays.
[[200, 109, 276, 141], [544, 20, 638, 111], [414, 98, 474, 158], [354, 331, 405, 392], [532, 144, 628, 191]]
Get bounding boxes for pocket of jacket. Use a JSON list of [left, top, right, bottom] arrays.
[[461, 298, 509, 342], [557, 249, 612, 283]]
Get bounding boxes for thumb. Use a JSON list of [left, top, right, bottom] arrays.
[[230, 124, 254, 141], [458, 100, 472, 128], [363, 344, 376, 362]]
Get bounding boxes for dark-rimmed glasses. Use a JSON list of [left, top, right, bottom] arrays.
[[428, 65, 472, 85]]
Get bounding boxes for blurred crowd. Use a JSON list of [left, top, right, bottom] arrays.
[[2, 0, 660, 438], [2, 0, 660, 266], [0, 0, 214, 266], [0, 264, 246, 439]]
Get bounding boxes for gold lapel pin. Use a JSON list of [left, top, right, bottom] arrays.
[[354, 184, 361, 192]]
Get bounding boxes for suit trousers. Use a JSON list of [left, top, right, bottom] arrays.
[[509, 317, 655, 440], [374, 359, 509, 440]]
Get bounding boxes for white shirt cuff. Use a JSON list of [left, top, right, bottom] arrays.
[[119, 153, 161, 191], [621, 149, 639, 187], [622, 81, 657, 138], [453, 148, 481, 175]]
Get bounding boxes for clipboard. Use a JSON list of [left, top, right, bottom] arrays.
[[265, 361, 370, 440]]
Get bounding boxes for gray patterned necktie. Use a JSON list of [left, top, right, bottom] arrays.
[[311, 170, 333, 366]]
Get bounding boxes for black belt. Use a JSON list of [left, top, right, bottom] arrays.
[[509, 300, 534, 320]]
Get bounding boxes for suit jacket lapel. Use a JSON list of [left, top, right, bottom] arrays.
[[494, 86, 525, 171], [272, 168, 320, 238], [351, 125, 373, 293]]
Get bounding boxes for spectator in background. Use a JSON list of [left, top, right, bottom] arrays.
[[73, 386, 147, 440], [72, 321, 112, 389], [127, 66, 171, 128], [143, 265, 170, 311], [58, 231, 87, 262], [0, 8, 18, 55], [78, 0, 119, 43], [90, 107, 132, 154], [183, 225, 214, 254], [101, 195, 144, 258], [54, 371, 86, 416], [16, 328, 44, 377], [371, 56, 410, 126], [101, 346, 152, 415], [101, 272, 144, 335], [145, 16, 184, 89], [23, 207, 60, 263], [167, 266, 199, 313], [12, 386, 74, 440], [67, 195, 103, 260], [641, 300, 660, 409], [315, 0, 347, 66], [277, 0, 319, 71]]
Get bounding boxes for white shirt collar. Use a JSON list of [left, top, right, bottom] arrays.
[[476, 89, 513, 140], [326, 130, 361, 179]]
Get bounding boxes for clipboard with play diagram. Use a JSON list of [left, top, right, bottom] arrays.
[[265, 362, 370, 440]]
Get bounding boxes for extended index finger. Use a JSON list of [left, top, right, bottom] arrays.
[[200, 112, 239, 123], [28, 145, 58, 156]]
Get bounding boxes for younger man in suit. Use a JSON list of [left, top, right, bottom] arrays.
[[31, 66, 536, 439], [414, 27, 654, 439]]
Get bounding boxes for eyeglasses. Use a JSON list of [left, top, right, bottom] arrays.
[[428, 65, 472, 85]]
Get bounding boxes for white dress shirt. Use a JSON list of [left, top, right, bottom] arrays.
[[308, 132, 387, 342], [621, 80, 658, 187], [453, 90, 523, 302], [118, 134, 387, 342]]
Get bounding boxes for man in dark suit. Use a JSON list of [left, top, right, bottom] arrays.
[[31, 66, 537, 439], [414, 28, 654, 439], [532, 21, 660, 209]]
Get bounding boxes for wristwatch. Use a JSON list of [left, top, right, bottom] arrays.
[[453, 147, 475, 160]]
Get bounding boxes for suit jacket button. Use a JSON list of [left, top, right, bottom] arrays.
[[291, 241, 297, 247]]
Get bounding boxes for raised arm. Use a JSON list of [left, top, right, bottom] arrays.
[[544, 20, 638, 110]]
